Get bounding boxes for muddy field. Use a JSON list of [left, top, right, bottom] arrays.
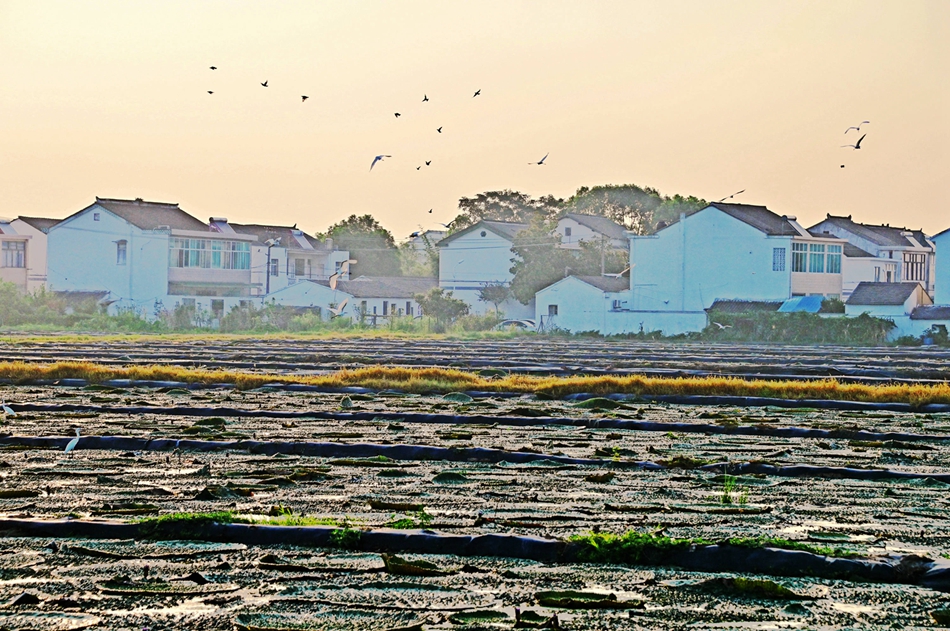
[[3, 336, 950, 381], [0, 338, 949, 629]]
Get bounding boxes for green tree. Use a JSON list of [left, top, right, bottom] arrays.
[[564, 185, 706, 234], [449, 190, 562, 232], [325, 215, 401, 278], [398, 234, 439, 277], [477, 282, 511, 313], [414, 287, 469, 328]]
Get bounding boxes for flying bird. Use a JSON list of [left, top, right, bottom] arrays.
[[428, 209, 433, 214], [64, 428, 80, 454], [425, 160, 431, 166], [261, 80, 268, 87], [530, 153, 549, 165], [416, 166, 421, 170], [473, 89, 481, 97], [842, 134, 866, 150], [329, 272, 339, 290], [841, 165, 845, 168], [436, 127, 442, 133], [207, 91, 214, 95], [845, 121, 870, 134], [301, 95, 309, 102], [718, 189, 745, 202], [422, 94, 429, 102], [209, 66, 217, 70], [328, 297, 349, 318], [603, 265, 633, 279], [409, 231, 420, 238], [712, 322, 733, 330], [370, 155, 391, 170]]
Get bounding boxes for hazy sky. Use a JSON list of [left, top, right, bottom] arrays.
[[1, 0, 947, 239]]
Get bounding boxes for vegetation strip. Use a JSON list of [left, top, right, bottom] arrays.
[[7, 402, 949, 443], [0, 517, 947, 591], [2, 434, 948, 482], [3, 362, 950, 405]]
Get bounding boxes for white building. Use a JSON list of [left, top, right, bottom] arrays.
[[535, 275, 631, 333], [266, 276, 436, 324], [933, 227, 950, 305], [9, 217, 58, 292], [556, 213, 628, 250], [809, 214, 935, 297], [844, 281, 933, 340], [839, 242, 899, 300], [0, 219, 32, 292], [626, 203, 846, 334], [436, 220, 533, 318]]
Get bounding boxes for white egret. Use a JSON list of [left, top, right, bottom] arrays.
[[1, 400, 15, 417], [65, 428, 80, 454]]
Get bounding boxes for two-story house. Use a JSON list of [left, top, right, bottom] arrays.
[[625, 202, 847, 334], [436, 220, 533, 318], [556, 213, 628, 250], [808, 214, 935, 297], [8, 217, 59, 292]]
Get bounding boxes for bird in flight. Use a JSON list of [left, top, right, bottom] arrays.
[[473, 89, 481, 97], [530, 153, 549, 165], [394, 112, 401, 118], [840, 165, 845, 168], [428, 209, 433, 214], [209, 66, 217, 70], [712, 322, 733, 330], [436, 127, 442, 133], [842, 134, 866, 150], [416, 166, 421, 170], [370, 155, 391, 170], [422, 94, 429, 102], [261, 80, 268, 87], [425, 160, 431, 166], [328, 297, 349, 318], [845, 121, 870, 134], [717, 189, 745, 202], [301, 95, 309, 102], [207, 91, 214, 95]]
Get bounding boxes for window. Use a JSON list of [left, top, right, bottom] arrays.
[[93, 213, 100, 221], [211, 299, 224, 318], [480, 231, 487, 237], [904, 253, 926, 281], [772, 247, 786, 272], [360, 300, 367, 313], [294, 258, 305, 278], [168, 239, 250, 269], [792, 243, 807, 272], [564, 227, 572, 237], [612, 299, 622, 310], [116, 240, 127, 265], [548, 304, 558, 316], [886, 270, 892, 282], [808, 244, 825, 273], [269, 258, 279, 276], [1, 241, 25, 268], [827, 245, 841, 274], [874, 266, 881, 282], [383, 301, 389, 315], [406, 301, 412, 315]]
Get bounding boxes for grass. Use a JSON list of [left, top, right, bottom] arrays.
[[568, 530, 861, 563], [720, 475, 749, 505], [3, 361, 950, 405], [136, 511, 350, 539]]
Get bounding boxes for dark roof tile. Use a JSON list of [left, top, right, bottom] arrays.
[[911, 305, 950, 320], [846, 282, 921, 306], [312, 276, 436, 299], [572, 275, 629, 292], [562, 213, 628, 240], [93, 197, 207, 231], [16, 216, 60, 232]]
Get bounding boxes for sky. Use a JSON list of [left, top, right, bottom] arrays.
[[1, 0, 948, 240]]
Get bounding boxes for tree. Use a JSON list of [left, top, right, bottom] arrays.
[[477, 282, 511, 313], [414, 287, 469, 327], [563, 185, 706, 234], [398, 234, 439, 277], [449, 190, 561, 232], [508, 218, 627, 305], [325, 215, 400, 278]]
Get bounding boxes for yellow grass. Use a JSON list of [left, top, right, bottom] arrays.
[[1, 361, 949, 406]]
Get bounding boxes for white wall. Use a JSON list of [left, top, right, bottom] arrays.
[[266, 281, 424, 323], [630, 208, 793, 312], [934, 231, 950, 305], [47, 204, 169, 315], [535, 277, 614, 332], [556, 217, 625, 250], [842, 256, 898, 298], [10, 220, 48, 292], [438, 228, 533, 318]]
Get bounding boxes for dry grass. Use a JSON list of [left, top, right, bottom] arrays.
[[1, 361, 948, 405]]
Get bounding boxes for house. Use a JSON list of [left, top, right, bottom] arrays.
[[47, 197, 258, 320], [266, 276, 436, 323], [10, 217, 59, 292], [0, 219, 32, 292], [556, 213, 627, 250], [844, 281, 933, 340], [535, 275, 630, 333], [626, 202, 846, 334], [227, 222, 349, 295], [933, 228, 950, 305], [809, 214, 935, 297], [436, 220, 533, 318], [909, 306, 950, 341]]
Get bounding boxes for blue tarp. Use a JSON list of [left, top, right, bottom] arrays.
[[778, 295, 824, 313]]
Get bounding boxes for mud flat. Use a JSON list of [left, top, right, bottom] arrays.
[[0, 348, 948, 628]]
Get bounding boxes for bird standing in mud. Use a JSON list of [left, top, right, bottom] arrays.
[[1, 400, 15, 418], [65, 428, 80, 455]]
